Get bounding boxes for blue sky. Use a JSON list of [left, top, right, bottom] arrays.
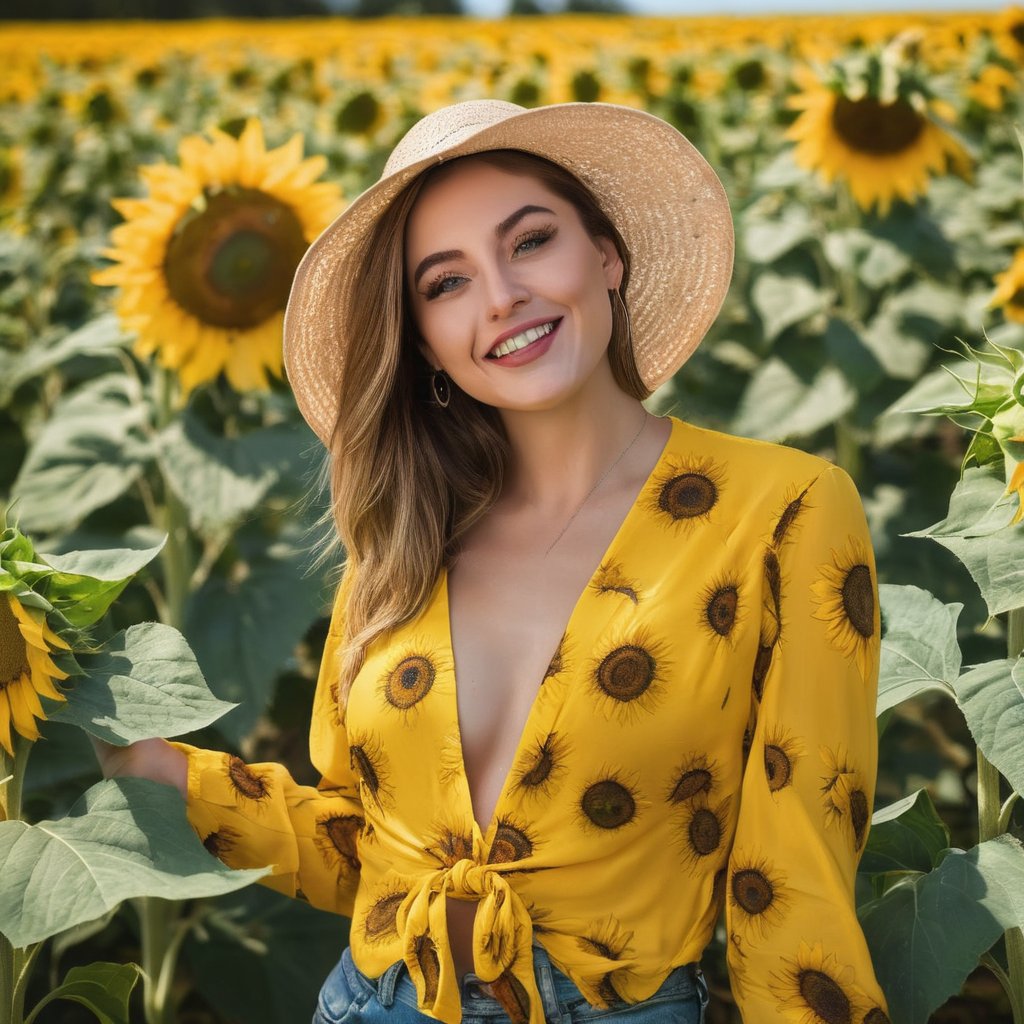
[[464, 0, 1003, 16]]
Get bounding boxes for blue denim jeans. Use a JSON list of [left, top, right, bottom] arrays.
[[312, 941, 709, 1024]]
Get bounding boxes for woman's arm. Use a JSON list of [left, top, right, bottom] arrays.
[[725, 463, 891, 1022]]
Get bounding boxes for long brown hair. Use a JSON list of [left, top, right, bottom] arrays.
[[316, 148, 649, 707]]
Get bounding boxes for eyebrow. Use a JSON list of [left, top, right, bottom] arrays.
[[411, 204, 556, 289]]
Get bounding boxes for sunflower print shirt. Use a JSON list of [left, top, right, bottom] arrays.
[[170, 413, 890, 1024]]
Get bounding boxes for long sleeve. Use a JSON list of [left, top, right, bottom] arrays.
[[725, 463, 891, 1022], [169, 572, 363, 917]]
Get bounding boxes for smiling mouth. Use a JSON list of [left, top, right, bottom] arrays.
[[486, 319, 561, 359]]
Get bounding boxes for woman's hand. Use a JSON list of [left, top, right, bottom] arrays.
[[89, 736, 188, 799]]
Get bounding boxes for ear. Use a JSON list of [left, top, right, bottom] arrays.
[[595, 235, 624, 292]]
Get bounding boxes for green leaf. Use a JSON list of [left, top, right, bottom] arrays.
[[878, 584, 960, 713], [860, 835, 1024, 1024], [860, 789, 950, 875], [24, 961, 142, 1024], [904, 465, 1019, 538], [184, 887, 349, 1024], [749, 270, 829, 344], [7, 314, 126, 396], [741, 207, 815, 264], [903, 467, 1024, 618], [185, 533, 327, 744], [158, 414, 311, 536], [952, 657, 1024, 798], [732, 357, 856, 441], [824, 316, 885, 392], [48, 622, 236, 743], [823, 227, 911, 288], [0, 777, 268, 947], [36, 535, 167, 628], [10, 374, 151, 535]]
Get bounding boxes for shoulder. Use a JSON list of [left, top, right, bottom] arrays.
[[664, 415, 847, 515]]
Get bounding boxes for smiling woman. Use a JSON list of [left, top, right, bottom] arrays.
[[98, 99, 891, 1024]]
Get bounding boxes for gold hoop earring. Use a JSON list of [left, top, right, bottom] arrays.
[[431, 368, 451, 408]]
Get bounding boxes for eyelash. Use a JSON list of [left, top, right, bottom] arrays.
[[423, 225, 557, 300]]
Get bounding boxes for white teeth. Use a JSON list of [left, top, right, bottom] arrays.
[[490, 320, 557, 359]]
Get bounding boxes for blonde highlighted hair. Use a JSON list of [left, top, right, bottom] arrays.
[[313, 149, 649, 709]]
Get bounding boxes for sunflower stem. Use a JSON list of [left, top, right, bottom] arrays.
[[135, 897, 182, 1024], [834, 413, 863, 484], [10, 943, 41, 1024], [0, 735, 33, 1024], [134, 369, 193, 1024], [1002, 609, 1024, 1021]]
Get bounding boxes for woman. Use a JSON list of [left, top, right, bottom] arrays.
[[95, 100, 890, 1024]]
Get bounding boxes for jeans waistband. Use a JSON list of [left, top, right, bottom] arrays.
[[370, 941, 708, 1019]]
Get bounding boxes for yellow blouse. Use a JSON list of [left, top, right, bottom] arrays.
[[171, 413, 891, 1024]]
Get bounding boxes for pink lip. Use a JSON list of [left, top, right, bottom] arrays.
[[487, 316, 562, 356], [486, 319, 561, 367]]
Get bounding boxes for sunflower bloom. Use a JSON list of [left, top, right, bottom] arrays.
[[0, 592, 70, 757], [1005, 459, 1024, 526], [989, 248, 1024, 325], [995, 5, 1024, 64], [785, 63, 972, 216], [809, 535, 877, 684], [92, 118, 344, 396]]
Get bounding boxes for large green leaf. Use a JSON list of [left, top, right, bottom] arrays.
[[158, 414, 312, 536], [184, 887, 349, 1024], [741, 207, 815, 264], [10, 374, 151, 535], [823, 227, 911, 289], [0, 778, 267, 947], [877, 584, 960, 714], [952, 657, 1024, 798], [749, 270, 829, 344], [24, 961, 142, 1024], [49, 622, 236, 743], [38, 535, 167, 628], [185, 534, 328, 744], [902, 467, 1024, 617], [861, 788, 950, 875], [6, 314, 127, 399], [732, 356, 856, 441], [860, 835, 1024, 1024]]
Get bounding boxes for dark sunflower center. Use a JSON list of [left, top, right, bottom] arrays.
[[831, 95, 925, 156], [1009, 286, 1024, 310], [0, 599, 28, 689], [1012, 19, 1024, 45], [842, 564, 875, 638], [798, 969, 851, 1024], [732, 868, 773, 914], [163, 187, 308, 329]]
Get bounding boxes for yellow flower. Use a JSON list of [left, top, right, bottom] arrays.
[[769, 940, 866, 1024], [785, 64, 972, 216], [809, 534, 877, 684], [92, 118, 344, 396], [995, 5, 1024, 64], [0, 593, 70, 758], [989, 248, 1024, 326], [967, 63, 1019, 111]]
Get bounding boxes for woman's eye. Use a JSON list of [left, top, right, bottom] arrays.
[[513, 228, 554, 255], [425, 272, 463, 300]]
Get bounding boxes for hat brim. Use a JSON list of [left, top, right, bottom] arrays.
[[283, 101, 735, 447]]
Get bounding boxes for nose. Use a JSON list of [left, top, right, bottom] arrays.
[[483, 263, 530, 322]]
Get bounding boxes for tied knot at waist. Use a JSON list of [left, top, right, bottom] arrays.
[[398, 858, 542, 1024]]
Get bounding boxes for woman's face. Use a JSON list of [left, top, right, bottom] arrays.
[[403, 157, 624, 413]]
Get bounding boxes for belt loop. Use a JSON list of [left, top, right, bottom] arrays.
[[531, 940, 567, 1024], [376, 958, 405, 1008]]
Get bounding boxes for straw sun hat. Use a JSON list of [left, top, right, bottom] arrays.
[[283, 99, 735, 446]]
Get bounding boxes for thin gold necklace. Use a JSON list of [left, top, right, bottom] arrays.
[[544, 409, 649, 558]]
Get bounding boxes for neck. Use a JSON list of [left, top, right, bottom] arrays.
[[496, 375, 652, 518]]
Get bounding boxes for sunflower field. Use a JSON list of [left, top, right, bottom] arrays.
[[2, 7, 1024, 1024]]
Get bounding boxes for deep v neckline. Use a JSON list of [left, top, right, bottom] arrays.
[[440, 415, 679, 843]]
